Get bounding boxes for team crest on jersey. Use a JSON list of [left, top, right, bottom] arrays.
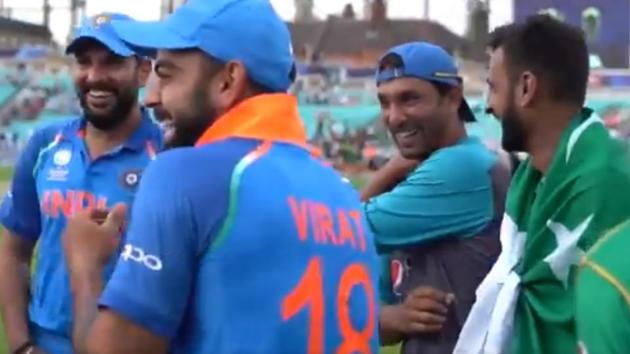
[[390, 259, 407, 296], [47, 149, 71, 182], [120, 169, 141, 189], [53, 149, 71, 167]]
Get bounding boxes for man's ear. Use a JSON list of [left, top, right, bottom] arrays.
[[137, 58, 152, 87], [446, 86, 463, 113]]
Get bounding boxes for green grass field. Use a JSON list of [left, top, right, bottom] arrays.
[[0, 167, 399, 354]]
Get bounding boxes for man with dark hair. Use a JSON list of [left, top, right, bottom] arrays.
[[455, 14, 630, 354], [58, 1, 380, 354], [361, 42, 510, 354], [0, 13, 162, 354]]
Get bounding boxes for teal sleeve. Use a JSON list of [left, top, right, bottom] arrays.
[[379, 254, 396, 304], [364, 147, 494, 254]]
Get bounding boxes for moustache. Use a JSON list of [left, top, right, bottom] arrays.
[[79, 85, 119, 95]]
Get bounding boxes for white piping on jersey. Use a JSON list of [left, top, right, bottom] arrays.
[[32, 132, 63, 178]]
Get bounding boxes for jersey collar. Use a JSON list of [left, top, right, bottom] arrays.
[[123, 108, 159, 151], [74, 107, 158, 152], [195, 94, 307, 148]]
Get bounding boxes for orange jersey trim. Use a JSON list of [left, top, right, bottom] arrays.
[[196, 94, 308, 148]]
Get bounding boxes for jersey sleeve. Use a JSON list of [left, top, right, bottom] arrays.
[[99, 147, 231, 339], [576, 262, 630, 354], [0, 128, 52, 240], [363, 149, 494, 253]]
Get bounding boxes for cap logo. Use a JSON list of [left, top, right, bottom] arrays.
[[92, 14, 111, 28]]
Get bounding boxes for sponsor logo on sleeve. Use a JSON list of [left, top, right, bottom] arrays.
[[120, 244, 163, 271]]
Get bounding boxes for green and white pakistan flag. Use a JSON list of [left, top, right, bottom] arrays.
[[454, 109, 630, 354]]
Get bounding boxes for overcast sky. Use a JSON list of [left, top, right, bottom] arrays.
[[2, 0, 513, 44]]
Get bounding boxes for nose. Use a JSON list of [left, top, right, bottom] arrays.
[[84, 64, 109, 85], [143, 73, 161, 108], [385, 103, 407, 128]]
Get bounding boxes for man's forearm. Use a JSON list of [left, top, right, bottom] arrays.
[[70, 271, 103, 354], [379, 305, 404, 346], [360, 157, 419, 201], [360, 169, 401, 201], [0, 257, 32, 351]]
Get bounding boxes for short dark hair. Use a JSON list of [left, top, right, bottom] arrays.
[[200, 53, 292, 94], [488, 14, 589, 105], [378, 52, 453, 98]]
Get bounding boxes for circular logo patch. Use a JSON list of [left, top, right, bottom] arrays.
[[121, 170, 141, 189], [53, 150, 72, 166]]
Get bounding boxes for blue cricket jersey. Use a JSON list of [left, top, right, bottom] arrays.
[[0, 112, 162, 352], [100, 94, 381, 354]]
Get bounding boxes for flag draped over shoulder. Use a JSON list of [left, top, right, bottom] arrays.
[[454, 109, 630, 354]]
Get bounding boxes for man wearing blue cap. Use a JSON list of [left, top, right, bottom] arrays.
[[361, 42, 510, 354], [60, 1, 380, 354], [0, 13, 162, 354]]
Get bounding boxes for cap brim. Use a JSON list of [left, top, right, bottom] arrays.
[[110, 19, 198, 57], [459, 99, 477, 122], [66, 35, 134, 57]]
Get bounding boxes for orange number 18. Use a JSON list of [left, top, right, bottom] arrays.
[[281, 257, 376, 354]]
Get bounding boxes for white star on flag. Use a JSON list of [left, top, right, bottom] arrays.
[[545, 215, 593, 288]]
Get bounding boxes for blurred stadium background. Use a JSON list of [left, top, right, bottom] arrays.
[[0, 0, 627, 353]]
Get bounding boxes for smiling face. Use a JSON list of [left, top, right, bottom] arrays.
[[151, 48, 257, 148], [73, 40, 145, 131], [377, 77, 457, 159], [486, 47, 532, 153], [153, 49, 227, 148]]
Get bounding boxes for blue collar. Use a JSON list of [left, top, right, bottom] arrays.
[[120, 108, 158, 152], [60, 108, 158, 153]]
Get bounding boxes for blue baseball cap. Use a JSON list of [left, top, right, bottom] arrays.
[[66, 13, 138, 57], [110, 0, 295, 93], [376, 42, 476, 122]]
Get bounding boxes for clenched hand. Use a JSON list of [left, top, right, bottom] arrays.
[[62, 203, 128, 275]]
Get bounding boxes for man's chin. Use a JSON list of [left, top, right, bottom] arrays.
[[164, 133, 199, 149], [398, 149, 425, 160], [396, 144, 424, 159], [84, 111, 128, 131]]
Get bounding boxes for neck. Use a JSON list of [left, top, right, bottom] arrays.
[[527, 105, 580, 173], [85, 104, 142, 159], [442, 118, 467, 148]]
